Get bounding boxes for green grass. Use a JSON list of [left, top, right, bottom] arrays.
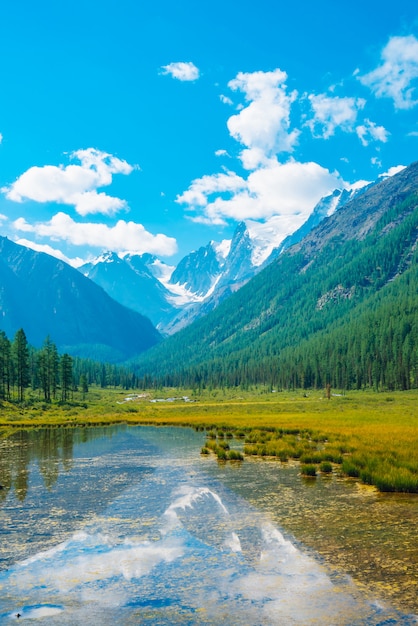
[[0, 385, 417, 492], [301, 464, 317, 477]]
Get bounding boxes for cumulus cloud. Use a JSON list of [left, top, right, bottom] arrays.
[[358, 35, 418, 109], [356, 119, 389, 146], [15, 239, 86, 267], [3, 148, 135, 216], [12, 212, 178, 257], [306, 94, 366, 138], [0, 133, 3, 144], [178, 171, 245, 212], [227, 69, 299, 168], [178, 160, 342, 227], [177, 68, 344, 230], [161, 61, 200, 81]]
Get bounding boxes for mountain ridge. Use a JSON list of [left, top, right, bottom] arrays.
[[80, 176, 378, 334], [0, 237, 161, 361], [130, 160, 418, 389]]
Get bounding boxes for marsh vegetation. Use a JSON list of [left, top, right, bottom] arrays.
[[1, 385, 417, 493]]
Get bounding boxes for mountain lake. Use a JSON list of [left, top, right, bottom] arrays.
[[0, 425, 416, 625]]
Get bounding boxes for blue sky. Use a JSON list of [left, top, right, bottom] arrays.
[[0, 0, 417, 267]]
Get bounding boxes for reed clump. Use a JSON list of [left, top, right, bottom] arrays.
[[301, 464, 317, 477], [202, 432, 243, 462]]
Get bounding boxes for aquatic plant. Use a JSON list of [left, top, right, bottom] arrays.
[[301, 464, 317, 477], [227, 449, 244, 461], [320, 461, 333, 473], [216, 448, 228, 461]]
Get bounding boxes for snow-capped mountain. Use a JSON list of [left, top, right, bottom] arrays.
[[79, 252, 177, 329], [168, 241, 224, 297], [80, 177, 378, 335]]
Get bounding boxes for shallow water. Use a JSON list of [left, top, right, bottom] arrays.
[[0, 425, 416, 625]]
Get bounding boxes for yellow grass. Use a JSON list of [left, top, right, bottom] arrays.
[[0, 386, 417, 491]]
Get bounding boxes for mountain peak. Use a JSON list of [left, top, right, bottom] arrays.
[[0, 239, 161, 361]]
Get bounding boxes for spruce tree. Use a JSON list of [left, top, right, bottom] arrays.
[[12, 328, 29, 402]]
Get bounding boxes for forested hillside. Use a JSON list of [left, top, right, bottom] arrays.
[[132, 162, 418, 391]]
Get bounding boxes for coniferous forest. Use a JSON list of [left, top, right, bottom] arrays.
[[131, 188, 418, 392], [0, 329, 139, 404]]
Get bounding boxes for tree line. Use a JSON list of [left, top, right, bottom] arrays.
[[0, 329, 76, 402], [0, 329, 144, 403]]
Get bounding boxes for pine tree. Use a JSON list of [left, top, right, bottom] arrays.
[[0, 330, 11, 400], [60, 353, 73, 402], [38, 336, 59, 402], [12, 328, 30, 402]]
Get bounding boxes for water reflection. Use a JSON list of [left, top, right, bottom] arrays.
[[0, 425, 416, 624], [0, 427, 113, 500]]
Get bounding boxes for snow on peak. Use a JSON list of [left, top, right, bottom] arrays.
[[212, 239, 231, 261], [346, 179, 372, 192], [325, 191, 343, 217], [149, 258, 175, 282], [92, 251, 119, 265], [245, 219, 286, 267]]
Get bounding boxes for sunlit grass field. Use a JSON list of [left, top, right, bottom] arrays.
[[1, 386, 417, 493]]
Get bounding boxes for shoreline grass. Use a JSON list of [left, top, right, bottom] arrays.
[[0, 386, 417, 493]]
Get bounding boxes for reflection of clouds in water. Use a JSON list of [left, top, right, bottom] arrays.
[[7, 605, 64, 620], [0, 466, 415, 625], [12, 533, 185, 592]]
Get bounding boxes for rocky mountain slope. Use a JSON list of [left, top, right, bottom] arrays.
[[81, 180, 372, 334], [130, 161, 418, 387]]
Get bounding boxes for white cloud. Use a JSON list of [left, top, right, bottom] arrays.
[[379, 164, 406, 178], [12, 212, 178, 257], [347, 179, 372, 191], [356, 119, 389, 146], [227, 69, 299, 168], [306, 94, 366, 138], [220, 94, 233, 105], [15, 238, 86, 267], [214, 149, 230, 157], [177, 171, 245, 210], [161, 61, 200, 81], [0, 133, 3, 144], [3, 148, 135, 216], [178, 159, 342, 227], [359, 35, 418, 109], [178, 68, 344, 233]]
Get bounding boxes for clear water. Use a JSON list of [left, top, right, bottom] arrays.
[[0, 425, 416, 625]]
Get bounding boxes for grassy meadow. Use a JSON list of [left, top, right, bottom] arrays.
[[0, 385, 417, 493]]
